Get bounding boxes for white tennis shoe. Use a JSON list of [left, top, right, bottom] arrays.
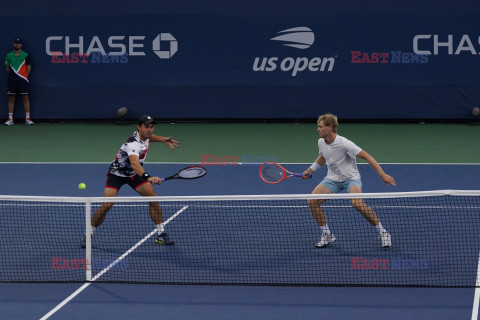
[[4, 119, 13, 126], [25, 118, 34, 125], [380, 230, 392, 248], [315, 232, 336, 248]]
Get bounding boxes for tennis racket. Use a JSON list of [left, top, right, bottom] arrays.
[[160, 166, 207, 181], [259, 162, 311, 184]]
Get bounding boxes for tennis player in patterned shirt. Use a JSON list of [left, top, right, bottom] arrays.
[[81, 115, 180, 248], [302, 114, 395, 248]]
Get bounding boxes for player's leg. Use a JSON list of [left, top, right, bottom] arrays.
[[348, 184, 391, 247], [81, 174, 123, 248], [91, 187, 118, 227], [309, 181, 336, 248], [133, 178, 174, 245], [134, 181, 162, 224], [308, 184, 331, 226], [81, 187, 118, 248], [348, 185, 379, 225]]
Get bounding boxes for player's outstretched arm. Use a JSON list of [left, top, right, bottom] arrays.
[[357, 151, 396, 186], [150, 135, 180, 150]]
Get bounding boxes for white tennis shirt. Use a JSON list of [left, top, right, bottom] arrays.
[[318, 135, 362, 182]]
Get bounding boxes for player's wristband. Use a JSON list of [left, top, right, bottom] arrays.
[[309, 162, 321, 172], [142, 172, 151, 181]]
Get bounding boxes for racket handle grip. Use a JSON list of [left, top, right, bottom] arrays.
[[294, 173, 312, 179]]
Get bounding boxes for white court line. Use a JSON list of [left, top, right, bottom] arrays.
[[472, 290, 480, 320], [39, 205, 189, 320], [471, 247, 480, 320], [39, 284, 90, 320]]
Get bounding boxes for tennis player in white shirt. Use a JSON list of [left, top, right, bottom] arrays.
[[302, 114, 396, 248]]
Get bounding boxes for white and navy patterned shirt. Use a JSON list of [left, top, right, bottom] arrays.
[[108, 131, 150, 177]]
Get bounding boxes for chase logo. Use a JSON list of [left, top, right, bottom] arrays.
[[45, 34, 178, 63], [270, 27, 315, 49], [153, 33, 178, 59]]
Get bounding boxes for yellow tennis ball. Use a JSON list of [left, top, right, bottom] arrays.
[[78, 183, 86, 190]]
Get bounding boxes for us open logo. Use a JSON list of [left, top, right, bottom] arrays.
[[270, 27, 315, 49], [252, 26, 336, 77]]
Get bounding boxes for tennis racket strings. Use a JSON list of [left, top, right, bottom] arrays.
[[177, 166, 207, 179], [259, 163, 284, 183]]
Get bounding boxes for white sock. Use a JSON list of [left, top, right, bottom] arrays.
[[375, 222, 386, 233], [321, 224, 331, 234], [156, 223, 164, 235], [25, 112, 30, 119], [8, 113, 12, 120]]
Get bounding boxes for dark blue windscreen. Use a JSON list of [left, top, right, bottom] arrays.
[[1, 9, 479, 119]]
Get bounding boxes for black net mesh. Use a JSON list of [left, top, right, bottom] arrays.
[[2, 192, 480, 287]]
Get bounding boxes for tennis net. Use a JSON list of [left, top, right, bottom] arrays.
[[1, 190, 480, 287]]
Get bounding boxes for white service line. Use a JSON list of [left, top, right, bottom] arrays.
[[39, 283, 90, 320], [471, 247, 480, 320], [472, 288, 480, 320], [39, 205, 189, 320]]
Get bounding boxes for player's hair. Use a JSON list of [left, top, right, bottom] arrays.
[[317, 114, 338, 133]]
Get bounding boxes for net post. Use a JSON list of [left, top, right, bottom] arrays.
[[85, 199, 92, 281]]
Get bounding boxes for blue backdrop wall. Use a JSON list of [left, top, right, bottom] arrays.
[[2, 1, 480, 120]]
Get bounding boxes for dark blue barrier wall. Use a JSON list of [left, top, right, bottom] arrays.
[[1, 1, 480, 120]]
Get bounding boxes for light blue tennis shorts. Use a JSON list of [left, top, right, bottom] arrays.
[[320, 178, 362, 193]]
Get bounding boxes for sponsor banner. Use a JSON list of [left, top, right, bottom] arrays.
[[0, 13, 479, 119], [1, 14, 479, 87]]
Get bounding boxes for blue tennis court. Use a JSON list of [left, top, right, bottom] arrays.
[[1, 163, 480, 320]]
